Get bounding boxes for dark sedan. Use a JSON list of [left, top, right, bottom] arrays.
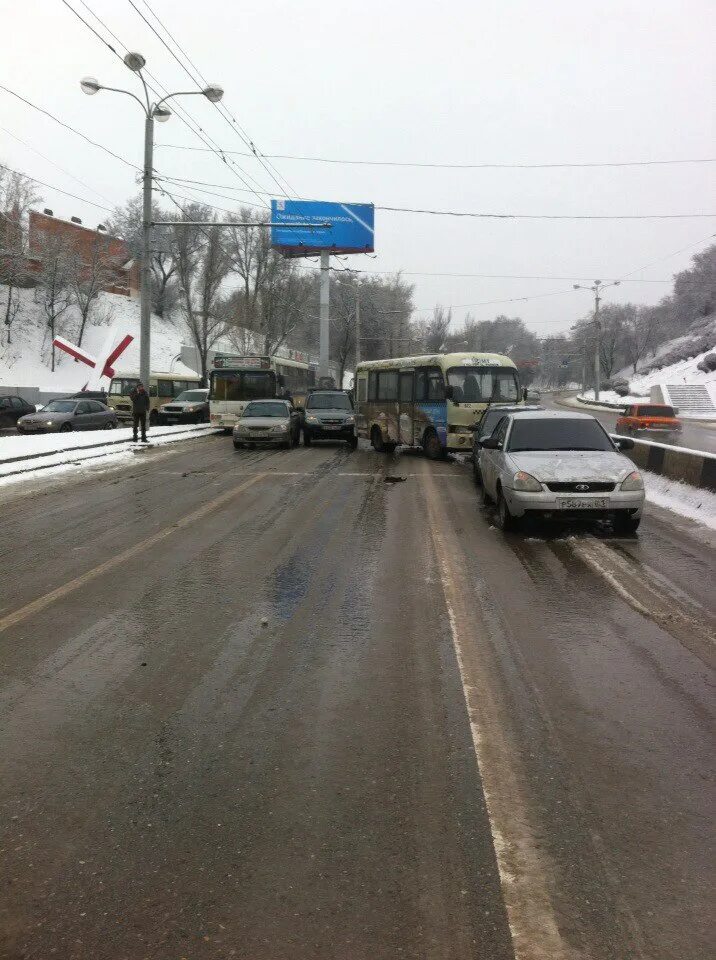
[[471, 403, 544, 483], [17, 398, 118, 433], [0, 395, 35, 428], [158, 389, 210, 425], [302, 390, 357, 449]]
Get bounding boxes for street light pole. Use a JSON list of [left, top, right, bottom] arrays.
[[354, 282, 361, 366], [573, 279, 620, 402], [80, 54, 223, 390]]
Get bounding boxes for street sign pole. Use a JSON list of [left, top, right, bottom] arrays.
[[319, 249, 330, 380]]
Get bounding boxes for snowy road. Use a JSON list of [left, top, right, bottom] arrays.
[[1, 435, 714, 960]]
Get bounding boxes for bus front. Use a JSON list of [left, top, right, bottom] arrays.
[[209, 356, 278, 431], [442, 354, 521, 450]]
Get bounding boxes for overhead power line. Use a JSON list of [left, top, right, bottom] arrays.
[[124, 0, 298, 200], [375, 205, 715, 221], [155, 143, 716, 170], [0, 162, 114, 213], [60, 0, 272, 209], [0, 83, 140, 171]]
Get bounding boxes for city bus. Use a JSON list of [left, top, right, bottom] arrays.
[[354, 352, 522, 457], [107, 371, 202, 424], [209, 354, 318, 430]]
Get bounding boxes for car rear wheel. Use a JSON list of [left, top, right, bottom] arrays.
[[60, 422, 72, 432], [303, 431, 312, 447], [106, 420, 116, 429], [472, 457, 482, 486], [371, 425, 386, 452], [233, 440, 243, 450], [496, 487, 520, 532], [348, 436, 358, 450]]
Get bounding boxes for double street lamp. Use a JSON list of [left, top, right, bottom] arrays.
[[80, 52, 223, 389], [573, 279, 620, 402]]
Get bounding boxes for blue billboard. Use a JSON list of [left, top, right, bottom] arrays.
[[271, 199, 374, 257]]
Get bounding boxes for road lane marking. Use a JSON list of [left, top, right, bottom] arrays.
[[423, 468, 572, 960], [0, 473, 265, 635]]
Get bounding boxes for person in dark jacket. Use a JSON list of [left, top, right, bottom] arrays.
[[129, 382, 150, 442]]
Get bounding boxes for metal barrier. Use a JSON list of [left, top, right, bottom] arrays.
[[613, 435, 716, 492]]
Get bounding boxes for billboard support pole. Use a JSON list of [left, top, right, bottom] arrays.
[[319, 250, 330, 380]]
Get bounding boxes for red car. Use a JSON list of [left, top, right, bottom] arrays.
[[616, 403, 682, 440]]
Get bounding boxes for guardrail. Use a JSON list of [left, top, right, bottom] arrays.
[[612, 434, 716, 492]]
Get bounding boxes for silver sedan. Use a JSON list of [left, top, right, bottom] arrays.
[[478, 410, 645, 534], [17, 398, 118, 433], [233, 399, 301, 449]]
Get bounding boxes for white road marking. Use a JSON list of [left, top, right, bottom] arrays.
[[423, 469, 573, 960]]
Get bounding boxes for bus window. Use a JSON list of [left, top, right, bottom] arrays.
[[357, 377, 367, 402], [158, 380, 174, 398], [378, 370, 399, 400], [399, 372, 413, 402], [242, 371, 275, 399], [368, 372, 378, 401], [447, 367, 519, 403]]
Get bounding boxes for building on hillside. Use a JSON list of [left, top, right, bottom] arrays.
[[0, 208, 139, 297]]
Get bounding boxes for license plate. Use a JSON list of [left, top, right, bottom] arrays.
[[322, 425, 340, 431], [166, 417, 178, 423], [557, 498, 609, 510]]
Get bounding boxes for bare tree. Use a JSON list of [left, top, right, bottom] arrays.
[[108, 195, 179, 318], [174, 207, 230, 385], [36, 234, 73, 371], [623, 304, 662, 373], [223, 207, 313, 356], [0, 168, 41, 344], [71, 234, 115, 346], [420, 305, 452, 352]]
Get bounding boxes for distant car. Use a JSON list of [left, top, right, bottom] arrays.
[[471, 403, 544, 484], [616, 403, 682, 440], [158, 388, 210, 425], [16, 398, 118, 433], [233, 399, 301, 450], [302, 389, 357, 449], [65, 390, 109, 404], [0, 395, 35, 428], [478, 410, 644, 534]]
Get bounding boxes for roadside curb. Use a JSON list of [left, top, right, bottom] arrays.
[[612, 434, 716, 493]]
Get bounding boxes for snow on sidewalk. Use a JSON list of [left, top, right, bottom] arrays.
[[0, 424, 218, 484], [643, 471, 716, 531]]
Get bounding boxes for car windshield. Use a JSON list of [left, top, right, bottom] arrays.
[[636, 405, 676, 417], [175, 390, 207, 402], [508, 418, 614, 452], [43, 400, 77, 413], [447, 366, 519, 403], [307, 393, 352, 410], [243, 402, 287, 418], [211, 370, 275, 401]]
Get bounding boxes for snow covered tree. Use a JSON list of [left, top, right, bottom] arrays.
[[36, 234, 73, 371], [0, 167, 40, 344]]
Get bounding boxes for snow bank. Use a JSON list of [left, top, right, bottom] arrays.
[[630, 345, 716, 394], [0, 288, 197, 392], [578, 389, 645, 407], [0, 424, 217, 485], [644, 471, 716, 531]]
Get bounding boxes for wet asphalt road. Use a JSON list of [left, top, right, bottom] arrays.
[[1, 436, 714, 960], [543, 392, 716, 454]]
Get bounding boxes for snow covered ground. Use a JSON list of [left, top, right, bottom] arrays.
[[643, 471, 716, 531], [0, 424, 217, 484], [0, 288, 197, 392], [578, 389, 645, 407]]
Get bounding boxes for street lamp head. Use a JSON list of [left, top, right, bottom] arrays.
[[573, 284, 581, 290], [123, 51, 146, 72], [613, 281, 621, 287], [202, 84, 224, 103], [153, 104, 172, 122], [80, 76, 101, 96]]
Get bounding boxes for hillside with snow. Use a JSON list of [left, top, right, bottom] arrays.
[[0, 288, 199, 393]]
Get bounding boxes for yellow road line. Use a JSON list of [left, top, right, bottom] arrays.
[[0, 473, 265, 635]]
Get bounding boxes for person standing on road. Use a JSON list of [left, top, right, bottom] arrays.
[[129, 381, 150, 442]]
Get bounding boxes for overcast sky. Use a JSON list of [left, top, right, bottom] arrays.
[[2, 0, 714, 336]]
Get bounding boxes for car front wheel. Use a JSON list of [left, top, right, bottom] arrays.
[[60, 422, 73, 432], [496, 488, 520, 532], [613, 514, 640, 536]]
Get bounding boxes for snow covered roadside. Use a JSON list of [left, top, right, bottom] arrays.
[[0, 424, 219, 486], [643, 471, 716, 531], [577, 389, 645, 408]]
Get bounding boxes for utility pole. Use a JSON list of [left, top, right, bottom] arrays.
[[140, 113, 154, 391], [354, 282, 361, 366], [319, 250, 330, 381], [573, 279, 620, 403]]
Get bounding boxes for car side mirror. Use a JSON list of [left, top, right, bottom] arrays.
[[481, 436, 501, 450], [616, 437, 634, 451]]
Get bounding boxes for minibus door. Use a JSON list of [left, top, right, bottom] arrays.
[[399, 370, 414, 445]]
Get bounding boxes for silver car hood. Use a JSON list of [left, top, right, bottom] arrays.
[[507, 450, 632, 482], [239, 417, 289, 429], [21, 412, 71, 423]]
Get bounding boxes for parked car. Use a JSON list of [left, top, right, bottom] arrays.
[[301, 389, 357, 449], [0, 395, 35, 428], [478, 410, 644, 534], [65, 390, 109, 404], [471, 403, 544, 483], [616, 403, 682, 440], [158, 388, 210, 425], [16, 398, 118, 433], [233, 399, 301, 449]]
